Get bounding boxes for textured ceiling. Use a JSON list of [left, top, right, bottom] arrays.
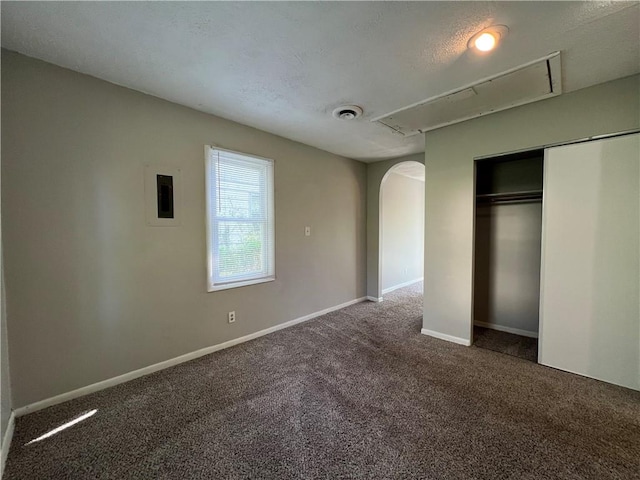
[[2, 1, 639, 162]]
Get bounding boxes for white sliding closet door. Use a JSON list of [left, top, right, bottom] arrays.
[[540, 133, 639, 390]]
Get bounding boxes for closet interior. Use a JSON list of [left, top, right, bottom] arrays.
[[473, 150, 544, 362]]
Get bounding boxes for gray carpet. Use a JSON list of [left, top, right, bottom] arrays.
[[5, 282, 640, 479], [473, 326, 538, 363]]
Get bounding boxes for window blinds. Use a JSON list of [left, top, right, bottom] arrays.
[[206, 147, 275, 291]]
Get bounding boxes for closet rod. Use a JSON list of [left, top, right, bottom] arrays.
[[478, 198, 542, 205], [476, 190, 542, 204]]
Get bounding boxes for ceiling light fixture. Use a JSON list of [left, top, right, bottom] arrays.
[[468, 25, 509, 53]]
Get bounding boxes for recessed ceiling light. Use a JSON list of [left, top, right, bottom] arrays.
[[468, 25, 509, 53], [332, 105, 363, 120], [475, 32, 497, 52]]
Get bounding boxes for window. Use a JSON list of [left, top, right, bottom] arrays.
[[205, 146, 275, 291]]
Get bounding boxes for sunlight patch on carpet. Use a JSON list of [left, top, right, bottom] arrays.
[[25, 409, 98, 445]]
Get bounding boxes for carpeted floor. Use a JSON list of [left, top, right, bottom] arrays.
[[473, 326, 538, 363], [5, 282, 640, 479]]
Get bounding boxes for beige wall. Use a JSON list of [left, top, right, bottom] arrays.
[[381, 172, 424, 292], [0, 169, 10, 443], [1, 267, 9, 442], [1, 59, 11, 439], [366, 153, 424, 299], [423, 74, 640, 343], [1, 51, 367, 408]]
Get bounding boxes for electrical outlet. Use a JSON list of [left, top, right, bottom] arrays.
[[228, 311, 236, 323]]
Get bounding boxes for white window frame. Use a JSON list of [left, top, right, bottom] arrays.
[[205, 146, 275, 292]]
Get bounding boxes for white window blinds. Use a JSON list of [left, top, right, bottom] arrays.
[[205, 147, 275, 291]]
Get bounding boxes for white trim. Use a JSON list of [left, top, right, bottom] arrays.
[[208, 276, 275, 292], [539, 362, 640, 392], [474, 321, 538, 339], [371, 52, 561, 136], [13, 297, 367, 417], [366, 296, 383, 303], [538, 148, 550, 364], [1, 412, 15, 478], [474, 129, 640, 161], [421, 328, 471, 346], [205, 144, 274, 165], [382, 277, 423, 295], [205, 146, 275, 293]]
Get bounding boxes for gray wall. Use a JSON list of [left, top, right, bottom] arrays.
[[366, 153, 424, 299], [381, 173, 424, 292], [1, 168, 11, 442], [423, 74, 640, 343], [473, 202, 542, 335], [1, 51, 367, 408]]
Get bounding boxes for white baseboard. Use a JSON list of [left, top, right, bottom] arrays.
[[382, 277, 423, 295], [538, 358, 640, 392], [14, 296, 367, 417], [474, 321, 538, 338], [1, 412, 15, 479], [421, 328, 471, 346], [366, 296, 383, 303]]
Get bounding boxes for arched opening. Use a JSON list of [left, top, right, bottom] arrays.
[[378, 161, 425, 305]]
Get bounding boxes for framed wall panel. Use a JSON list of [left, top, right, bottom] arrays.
[[144, 164, 182, 227]]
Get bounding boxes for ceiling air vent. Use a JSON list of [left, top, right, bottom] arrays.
[[332, 105, 363, 120], [373, 52, 561, 136]]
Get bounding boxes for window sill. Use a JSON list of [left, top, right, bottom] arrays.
[[208, 276, 275, 292]]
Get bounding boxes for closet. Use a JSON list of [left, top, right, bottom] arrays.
[[472, 132, 639, 390], [473, 151, 544, 362]]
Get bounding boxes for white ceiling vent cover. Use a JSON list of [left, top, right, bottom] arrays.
[[373, 52, 562, 136]]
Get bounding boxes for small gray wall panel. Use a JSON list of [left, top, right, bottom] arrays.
[[474, 202, 542, 335]]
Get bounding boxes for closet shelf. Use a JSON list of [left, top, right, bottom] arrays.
[[476, 190, 543, 204]]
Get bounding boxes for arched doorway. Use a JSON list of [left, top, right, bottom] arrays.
[[378, 161, 425, 301]]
